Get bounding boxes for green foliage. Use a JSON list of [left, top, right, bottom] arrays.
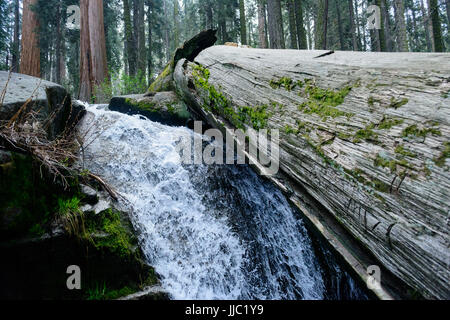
[[395, 145, 417, 158], [86, 209, 134, 258], [402, 124, 442, 138], [298, 82, 354, 121], [270, 77, 295, 91], [58, 196, 86, 238], [353, 124, 377, 142], [378, 118, 404, 130], [94, 70, 149, 102], [0, 154, 53, 238], [388, 97, 409, 109], [193, 64, 271, 130], [434, 142, 450, 168], [86, 282, 135, 301]]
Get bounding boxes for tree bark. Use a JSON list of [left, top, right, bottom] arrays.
[[294, 0, 307, 49], [123, 0, 136, 76], [394, 0, 409, 51], [335, 0, 344, 51], [79, 0, 108, 102], [137, 0, 146, 76], [429, 0, 445, 52], [11, 0, 20, 73], [239, 0, 248, 45], [376, 0, 387, 52], [287, 0, 297, 49], [146, 0, 153, 85], [267, 0, 285, 49], [381, 0, 393, 52], [348, 0, 358, 51], [420, 0, 433, 51], [20, 0, 40, 77], [174, 45, 450, 300], [447, 0, 450, 33], [257, 0, 268, 48]]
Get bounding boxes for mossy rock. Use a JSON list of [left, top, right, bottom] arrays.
[[109, 92, 191, 127]]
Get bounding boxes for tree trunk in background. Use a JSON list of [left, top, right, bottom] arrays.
[[429, 0, 444, 52], [306, 11, 313, 49], [12, 0, 20, 72], [426, 0, 435, 50], [287, 0, 297, 49], [394, 0, 409, 51], [173, 0, 180, 49], [218, 1, 228, 44], [257, 0, 267, 48], [20, 0, 40, 77], [335, 0, 344, 50], [146, 0, 153, 85], [376, 0, 387, 52], [239, 0, 248, 45], [294, 0, 307, 49], [137, 0, 146, 77], [79, 0, 108, 102], [446, 0, 450, 33], [267, 0, 285, 49], [205, 0, 213, 30], [420, 0, 433, 51], [355, 0, 363, 51], [381, 0, 393, 52], [123, 0, 136, 76], [55, 0, 62, 84], [348, 0, 358, 51], [163, 0, 170, 61], [315, 0, 328, 50]]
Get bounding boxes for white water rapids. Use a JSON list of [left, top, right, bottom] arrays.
[[78, 104, 368, 300]]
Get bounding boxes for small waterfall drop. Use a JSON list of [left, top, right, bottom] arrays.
[[78, 104, 368, 300]]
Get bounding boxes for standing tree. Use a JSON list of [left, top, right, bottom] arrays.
[[11, 0, 20, 72], [294, 0, 307, 49], [123, 0, 136, 76], [348, 0, 358, 51], [257, 0, 268, 48], [394, 0, 409, 51], [429, 0, 445, 52], [315, 0, 328, 50], [137, 0, 146, 76], [239, 0, 248, 45], [20, 0, 40, 77], [287, 0, 298, 49], [79, 0, 108, 102], [267, 0, 285, 49]]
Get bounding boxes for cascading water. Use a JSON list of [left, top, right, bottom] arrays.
[[78, 103, 369, 300]]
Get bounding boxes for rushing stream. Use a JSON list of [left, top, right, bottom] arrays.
[[78, 103, 369, 300]]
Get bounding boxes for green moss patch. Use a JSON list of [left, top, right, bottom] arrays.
[[86, 209, 136, 258], [192, 64, 272, 130], [434, 142, 450, 168], [402, 124, 441, 139], [297, 83, 354, 121]]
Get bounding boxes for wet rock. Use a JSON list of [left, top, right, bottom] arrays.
[[80, 184, 99, 205], [0, 150, 11, 164]]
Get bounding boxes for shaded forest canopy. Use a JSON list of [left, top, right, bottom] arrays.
[[0, 0, 449, 102]]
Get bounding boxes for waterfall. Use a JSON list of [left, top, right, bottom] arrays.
[[78, 104, 368, 300]]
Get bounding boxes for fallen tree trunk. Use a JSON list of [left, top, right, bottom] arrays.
[[174, 46, 450, 299]]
